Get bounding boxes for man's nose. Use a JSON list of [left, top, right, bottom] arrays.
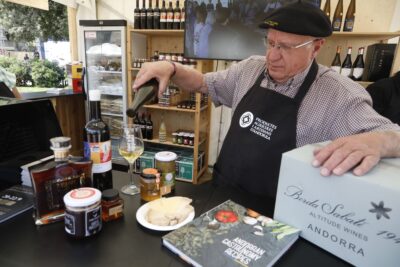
[[267, 47, 281, 61]]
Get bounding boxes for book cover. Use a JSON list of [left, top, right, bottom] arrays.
[[0, 185, 33, 223], [162, 200, 300, 267]]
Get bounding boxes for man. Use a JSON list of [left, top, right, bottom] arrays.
[[133, 3, 400, 212]]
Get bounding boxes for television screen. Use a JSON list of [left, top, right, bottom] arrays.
[[184, 0, 321, 61]]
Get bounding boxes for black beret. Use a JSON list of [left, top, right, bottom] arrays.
[[259, 2, 332, 37]]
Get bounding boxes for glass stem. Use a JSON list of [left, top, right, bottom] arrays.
[[129, 161, 134, 185]]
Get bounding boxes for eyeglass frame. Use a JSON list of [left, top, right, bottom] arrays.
[[263, 37, 321, 53]]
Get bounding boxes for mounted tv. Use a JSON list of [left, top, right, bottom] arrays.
[[184, 0, 321, 61]]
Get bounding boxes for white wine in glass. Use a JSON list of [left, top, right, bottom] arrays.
[[119, 126, 144, 195]]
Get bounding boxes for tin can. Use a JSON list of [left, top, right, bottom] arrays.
[[155, 151, 177, 196]]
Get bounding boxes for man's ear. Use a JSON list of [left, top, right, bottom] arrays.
[[312, 39, 325, 58]]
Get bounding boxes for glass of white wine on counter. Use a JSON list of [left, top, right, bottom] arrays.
[[118, 125, 144, 195]]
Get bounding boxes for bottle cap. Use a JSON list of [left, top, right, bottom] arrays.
[[89, 89, 101, 101], [50, 136, 71, 151], [64, 187, 102, 208], [155, 151, 177, 162], [101, 189, 120, 201]]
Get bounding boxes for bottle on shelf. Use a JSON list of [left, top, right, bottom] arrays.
[[166, 0, 174, 29], [134, 0, 141, 29], [140, 113, 147, 138], [133, 112, 140, 126], [322, 0, 331, 21], [153, 0, 161, 29], [30, 136, 92, 225], [330, 45, 342, 73], [173, 0, 181, 29], [159, 115, 167, 142], [341, 46, 353, 78], [140, 0, 147, 29], [84, 89, 113, 191], [343, 0, 356, 32], [351, 47, 364, 81], [160, 0, 167, 29], [152, 50, 159, 61], [180, 1, 185, 29], [146, 113, 153, 140], [147, 0, 154, 29], [332, 0, 343, 31]]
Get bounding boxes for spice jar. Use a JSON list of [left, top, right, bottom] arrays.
[[183, 133, 190, 145], [172, 132, 178, 144], [140, 168, 161, 202], [189, 133, 194, 146], [101, 189, 124, 222], [155, 151, 177, 196], [64, 187, 102, 238], [177, 132, 184, 144]]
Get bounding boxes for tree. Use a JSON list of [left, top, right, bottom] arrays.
[[0, 1, 68, 43]]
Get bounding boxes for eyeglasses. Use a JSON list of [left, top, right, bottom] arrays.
[[263, 37, 320, 53]]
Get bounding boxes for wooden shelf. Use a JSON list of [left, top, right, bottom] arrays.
[[143, 103, 208, 112], [331, 31, 400, 40], [130, 29, 184, 37]]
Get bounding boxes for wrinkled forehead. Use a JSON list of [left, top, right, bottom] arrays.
[[266, 29, 313, 42]]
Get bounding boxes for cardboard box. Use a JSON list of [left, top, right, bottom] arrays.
[[176, 152, 205, 182], [274, 143, 400, 267], [136, 151, 156, 172]]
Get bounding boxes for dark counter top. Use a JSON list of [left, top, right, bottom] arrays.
[[0, 171, 350, 267], [20, 89, 84, 100]]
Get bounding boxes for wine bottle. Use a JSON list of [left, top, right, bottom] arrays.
[[332, 0, 343, 31], [146, 113, 153, 140], [160, 0, 167, 29], [330, 45, 341, 73], [153, 0, 161, 29], [147, 0, 154, 29], [173, 0, 181, 29], [343, 0, 355, 32], [84, 89, 113, 191], [126, 78, 159, 118], [166, 0, 174, 30], [323, 0, 331, 20], [180, 1, 185, 29], [134, 0, 141, 29], [140, 0, 147, 29], [351, 47, 364, 81], [341, 46, 353, 77], [159, 115, 167, 142], [140, 113, 147, 139], [133, 113, 140, 126]]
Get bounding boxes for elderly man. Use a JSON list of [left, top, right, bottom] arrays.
[[133, 3, 400, 210]]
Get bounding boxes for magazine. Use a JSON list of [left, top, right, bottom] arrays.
[[0, 185, 33, 223], [162, 200, 300, 267]]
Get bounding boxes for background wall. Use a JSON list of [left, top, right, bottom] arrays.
[[76, 0, 400, 166]]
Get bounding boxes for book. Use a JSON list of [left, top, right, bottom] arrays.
[[20, 155, 54, 187], [162, 200, 300, 267], [362, 43, 396, 82], [0, 185, 34, 223]]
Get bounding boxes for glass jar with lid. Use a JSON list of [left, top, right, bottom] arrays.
[[101, 189, 124, 222], [155, 151, 177, 196]]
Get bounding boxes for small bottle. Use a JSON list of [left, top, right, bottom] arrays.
[[343, 0, 356, 32], [330, 45, 342, 73], [134, 0, 141, 29], [351, 47, 364, 81], [30, 137, 92, 225], [332, 0, 343, 31], [159, 116, 167, 142], [101, 189, 124, 222], [341, 46, 353, 77], [140, 168, 161, 202]]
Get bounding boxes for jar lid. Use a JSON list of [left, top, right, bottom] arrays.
[[64, 187, 101, 207], [155, 151, 177, 162], [102, 189, 120, 201]]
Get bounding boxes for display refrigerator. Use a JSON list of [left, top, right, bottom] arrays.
[[79, 20, 128, 163]]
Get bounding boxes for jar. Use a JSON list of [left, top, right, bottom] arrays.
[[155, 151, 177, 196], [189, 133, 194, 146], [177, 132, 184, 144], [172, 132, 178, 144], [101, 189, 124, 222], [64, 187, 102, 238], [183, 133, 190, 145], [140, 168, 161, 202]]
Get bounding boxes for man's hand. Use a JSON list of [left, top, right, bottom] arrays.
[[312, 131, 400, 176]]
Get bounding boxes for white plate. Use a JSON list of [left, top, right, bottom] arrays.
[[136, 201, 195, 231]]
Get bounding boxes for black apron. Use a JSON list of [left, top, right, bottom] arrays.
[[212, 61, 318, 214]]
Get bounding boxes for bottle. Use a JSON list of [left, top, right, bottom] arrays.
[[30, 136, 92, 225], [146, 113, 153, 140], [159, 115, 167, 142], [126, 78, 159, 118], [134, 0, 141, 29], [160, 0, 167, 29], [152, 50, 159, 61], [343, 0, 355, 32], [180, 1, 185, 29], [341, 46, 353, 77], [216, 0, 222, 10], [173, 0, 181, 29], [133, 113, 140, 126], [140, 0, 147, 29], [84, 89, 113, 191], [166, 0, 174, 29], [323, 0, 331, 20], [153, 0, 161, 29], [332, 0, 343, 31], [147, 0, 154, 29], [351, 47, 364, 81], [330, 45, 341, 73], [140, 113, 147, 138]]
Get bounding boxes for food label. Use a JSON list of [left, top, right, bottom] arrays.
[[84, 141, 112, 173]]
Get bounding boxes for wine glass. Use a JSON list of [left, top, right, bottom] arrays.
[[118, 125, 144, 195]]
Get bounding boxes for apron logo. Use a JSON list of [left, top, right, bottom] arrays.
[[239, 111, 254, 128]]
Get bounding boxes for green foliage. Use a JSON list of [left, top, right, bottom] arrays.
[[0, 56, 14, 69], [31, 59, 65, 88], [0, 1, 68, 42], [8, 60, 33, 87]]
